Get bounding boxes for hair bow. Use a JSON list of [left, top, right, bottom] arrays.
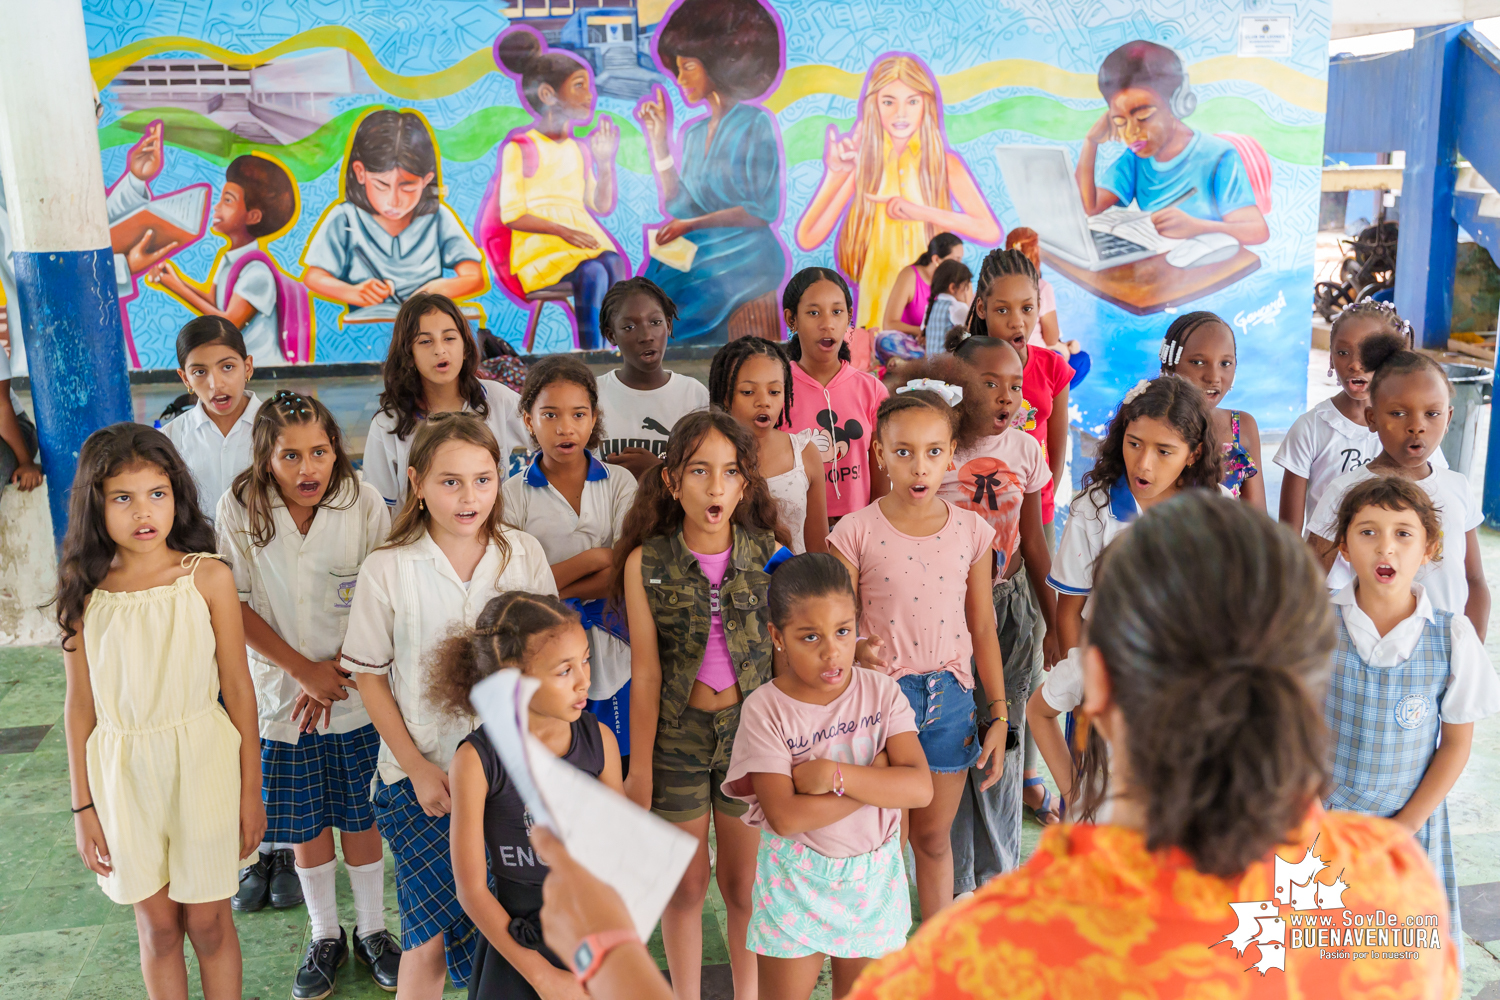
[[897, 378, 964, 406], [1121, 379, 1151, 405]]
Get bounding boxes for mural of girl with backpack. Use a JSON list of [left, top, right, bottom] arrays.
[[302, 108, 487, 319], [477, 26, 628, 352], [795, 53, 1000, 331], [147, 153, 312, 365]]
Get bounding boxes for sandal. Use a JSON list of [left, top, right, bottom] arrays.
[[1024, 776, 1061, 826]]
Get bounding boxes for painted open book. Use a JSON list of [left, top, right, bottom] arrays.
[[109, 185, 210, 256]]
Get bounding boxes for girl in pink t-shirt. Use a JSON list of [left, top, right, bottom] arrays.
[[724, 552, 930, 1000], [827, 377, 1004, 922], [783, 268, 890, 522], [946, 249, 1071, 533]]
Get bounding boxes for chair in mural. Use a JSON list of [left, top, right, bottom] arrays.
[[479, 201, 577, 353]]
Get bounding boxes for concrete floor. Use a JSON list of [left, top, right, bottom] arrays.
[[0, 351, 1496, 997]]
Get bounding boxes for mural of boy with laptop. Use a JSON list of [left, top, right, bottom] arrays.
[[1074, 40, 1269, 250], [148, 153, 308, 365]]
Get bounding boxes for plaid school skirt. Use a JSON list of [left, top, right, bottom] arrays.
[[372, 776, 480, 989], [261, 724, 380, 843]]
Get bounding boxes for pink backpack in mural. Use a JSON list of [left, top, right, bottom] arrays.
[[225, 249, 313, 364]]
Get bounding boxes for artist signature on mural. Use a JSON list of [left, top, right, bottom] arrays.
[[1233, 289, 1287, 338]]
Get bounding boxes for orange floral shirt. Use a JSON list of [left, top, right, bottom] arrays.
[[846, 808, 1458, 1000]]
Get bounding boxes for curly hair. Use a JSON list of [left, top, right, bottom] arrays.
[[600, 276, 678, 344], [428, 591, 580, 718], [1332, 473, 1444, 561], [1081, 492, 1334, 875], [518, 355, 604, 451], [377, 293, 489, 440], [956, 248, 1039, 345], [228, 390, 358, 549], [610, 408, 784, 596], [53, 424, 216, 648], [876, 355, 994, 452], [782, 267, 853, 363], [708, 336, 793, 427], [655, 0, 782, 101], [1081, 375, 1222, 512]]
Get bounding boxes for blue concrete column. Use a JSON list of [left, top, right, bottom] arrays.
[[1393, 23, 1467, 350], [0, 0, 132, 545]]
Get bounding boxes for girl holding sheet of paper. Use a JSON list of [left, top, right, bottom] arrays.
[[435, 592, 622, 1000]]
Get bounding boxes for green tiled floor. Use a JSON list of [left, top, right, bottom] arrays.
[[0, 530, 1497, 997]]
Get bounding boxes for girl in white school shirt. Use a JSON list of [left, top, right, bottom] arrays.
[[161, 316, 262, 522], [502, 355, 639, 760], [214, 390, 400, 995], [363, 293, 529, 508], [342, 412, 555, 999]]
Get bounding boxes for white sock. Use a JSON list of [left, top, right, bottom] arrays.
[[345, 858, 386, 941], [297, 859, 340, 942]]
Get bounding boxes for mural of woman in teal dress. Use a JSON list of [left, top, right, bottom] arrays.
[[635, 0, 789, 342]]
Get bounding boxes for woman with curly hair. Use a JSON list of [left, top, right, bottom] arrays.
[[636, 0, 790, 341]]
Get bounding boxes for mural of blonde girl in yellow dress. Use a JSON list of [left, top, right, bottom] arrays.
[[795, 53, 1001, 330]]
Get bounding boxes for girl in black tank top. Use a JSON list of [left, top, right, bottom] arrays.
[[430, 592, 623, 1000]]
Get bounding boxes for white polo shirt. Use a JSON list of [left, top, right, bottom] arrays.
[[1273, 398, 1448, 535], [502, 451, 637, 700], [161, 391, 262, 523], [362, 379, 530, 509], [1331, 582, 1500, 724], [1308, 465, 1481, 615], [1048, 480, 1233, 622], [216, 478, 390, 744], [340, 524, 556, 784]]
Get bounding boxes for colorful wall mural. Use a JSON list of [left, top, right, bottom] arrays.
[[82, 0, 1331, 432]]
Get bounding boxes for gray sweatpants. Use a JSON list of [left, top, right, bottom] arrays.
[[951, 569, 1040, 894]]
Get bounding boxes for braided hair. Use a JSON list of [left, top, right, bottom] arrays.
[[955, 248, 1039, 346], [782, 267, 853, 363], [1330, 300, 1413, 349], [600, 276, 679, 344], [708, 336, 794, 428], [428, 591, 580, 718], [1157, 311, 1231, 372]]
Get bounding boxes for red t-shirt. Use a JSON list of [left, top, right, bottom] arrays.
[[1020, 345, 1073, 523]]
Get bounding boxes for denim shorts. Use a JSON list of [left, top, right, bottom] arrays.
[[896, 670, 980, 774]]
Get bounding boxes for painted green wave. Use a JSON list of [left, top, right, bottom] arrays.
[[98, 105, 652, 181], [97, 93, 1320, 185]]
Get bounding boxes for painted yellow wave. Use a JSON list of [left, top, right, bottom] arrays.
[[93, 27, 1327, 113], [90, 25, 495, 100]]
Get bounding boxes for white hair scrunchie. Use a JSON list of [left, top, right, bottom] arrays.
[[1121, 379, 1151, 405], [897, 378, 964, 407]]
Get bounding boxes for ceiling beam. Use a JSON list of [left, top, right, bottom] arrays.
[[1331, 0, 1500, 39]]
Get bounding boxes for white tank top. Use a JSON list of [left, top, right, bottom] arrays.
[[766, 429, 815, 554]]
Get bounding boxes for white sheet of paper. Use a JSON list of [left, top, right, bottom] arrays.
[[470, 670, 697, 941], [646, 228, 698, 272]]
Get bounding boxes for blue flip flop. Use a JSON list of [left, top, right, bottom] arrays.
[[1024, 776, 1061, 825]]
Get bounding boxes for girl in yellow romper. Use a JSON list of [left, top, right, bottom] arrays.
[[57, 423, 263, 1000]]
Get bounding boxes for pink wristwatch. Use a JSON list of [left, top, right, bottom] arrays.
[[573, 929, 639, 984]]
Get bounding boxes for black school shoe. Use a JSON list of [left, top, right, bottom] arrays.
[[268, 848, 304, 909], [353, 927, 401, 992], [230, 852, 271, 912], [293, 926, 349, 1000]]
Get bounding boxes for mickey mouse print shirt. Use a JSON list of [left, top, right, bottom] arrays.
[[790, 360, 889, 518]]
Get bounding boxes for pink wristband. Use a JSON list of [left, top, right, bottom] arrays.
[[833, 764, 845, 797]]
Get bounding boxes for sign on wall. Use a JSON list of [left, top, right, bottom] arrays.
[[83, 0, 1331, 432]]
